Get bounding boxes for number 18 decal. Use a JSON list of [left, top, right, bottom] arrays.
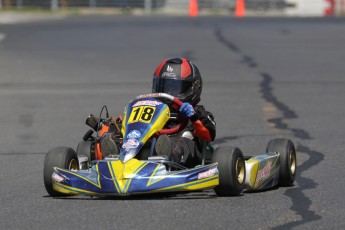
[[128, 106, 156, 124]]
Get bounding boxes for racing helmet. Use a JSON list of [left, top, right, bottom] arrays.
[[152, 58, 202, 105]]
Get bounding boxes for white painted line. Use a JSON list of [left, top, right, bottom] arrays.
[[0, 13, 65, 25], [0, 33, 6, 42]]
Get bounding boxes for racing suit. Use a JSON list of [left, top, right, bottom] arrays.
[[168, 105, 216, 168]]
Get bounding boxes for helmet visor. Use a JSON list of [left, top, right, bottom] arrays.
[[152, 78, 193, 98]]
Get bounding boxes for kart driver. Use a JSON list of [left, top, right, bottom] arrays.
[[152, 58, 216, 167], [100, 58, 216, 168]]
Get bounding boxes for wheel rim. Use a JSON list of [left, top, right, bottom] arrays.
[[236, 158, 245, 184], [69, 159, 79, 170], [289, 150, 296, 176]]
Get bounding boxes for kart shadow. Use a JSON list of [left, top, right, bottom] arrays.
[[243, 184, 294, 194], [44, 190, 218, 201], [45, 185, 295, 200]]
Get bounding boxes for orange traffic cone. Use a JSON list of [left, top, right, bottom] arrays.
[[189, 0, 199, 17], [235, 0, 245, 17]]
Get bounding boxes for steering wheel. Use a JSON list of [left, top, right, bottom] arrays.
[[135, 93, 188, 136]]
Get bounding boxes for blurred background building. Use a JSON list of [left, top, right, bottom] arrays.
[[0, 0, 344, 16]]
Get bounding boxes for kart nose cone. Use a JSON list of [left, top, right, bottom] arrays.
[[121, 152, 136, 162]]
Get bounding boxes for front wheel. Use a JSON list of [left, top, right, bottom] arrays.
[[266, 138, 296, 186], [213, 146, 246, 196], [43, 147, 79, 197]]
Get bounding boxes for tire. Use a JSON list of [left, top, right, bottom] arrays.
[[43, 147, 79, 197], [266, 138, 296, 186], [77, 140, 94, 160], [213, 146, 246, 196], [77, 140, 93, 169]]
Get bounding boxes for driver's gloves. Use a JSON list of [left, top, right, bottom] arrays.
[[179, 103, 195, 118]]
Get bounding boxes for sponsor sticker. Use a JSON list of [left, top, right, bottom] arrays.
[[127, 130, 141, 139], [161, 72, 177, 78], [198, 168, 218, 180], [256, 161, 272, 184], [122, 138, 140, 151], [161, 65, 177, 77], [52, 173, 65, 182], [133, 100, 162, 107], [167, 65, 174, 72]]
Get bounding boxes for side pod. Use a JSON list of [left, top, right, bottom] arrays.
[[244, 152, 280, 190]]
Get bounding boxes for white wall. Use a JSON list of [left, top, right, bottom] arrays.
[[285, 0, 333, 16]]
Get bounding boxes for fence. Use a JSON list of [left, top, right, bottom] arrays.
[[0, 0, 291, 11], [0, 0, 344, 16]]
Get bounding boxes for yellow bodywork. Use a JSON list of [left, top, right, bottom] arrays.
[[121, 105, 170, 142], [245, 159, 260, 188], [107, 159, 148, 194]]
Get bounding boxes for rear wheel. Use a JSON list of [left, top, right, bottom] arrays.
[[43, 147, 79, 197], [266, 138, 296, 186], [213, 146, 246, 196]]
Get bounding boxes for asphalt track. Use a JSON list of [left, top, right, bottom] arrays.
[[0, 16, 345, 229]]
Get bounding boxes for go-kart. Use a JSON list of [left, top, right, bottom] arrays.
[[43, 93, 297, 197]]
